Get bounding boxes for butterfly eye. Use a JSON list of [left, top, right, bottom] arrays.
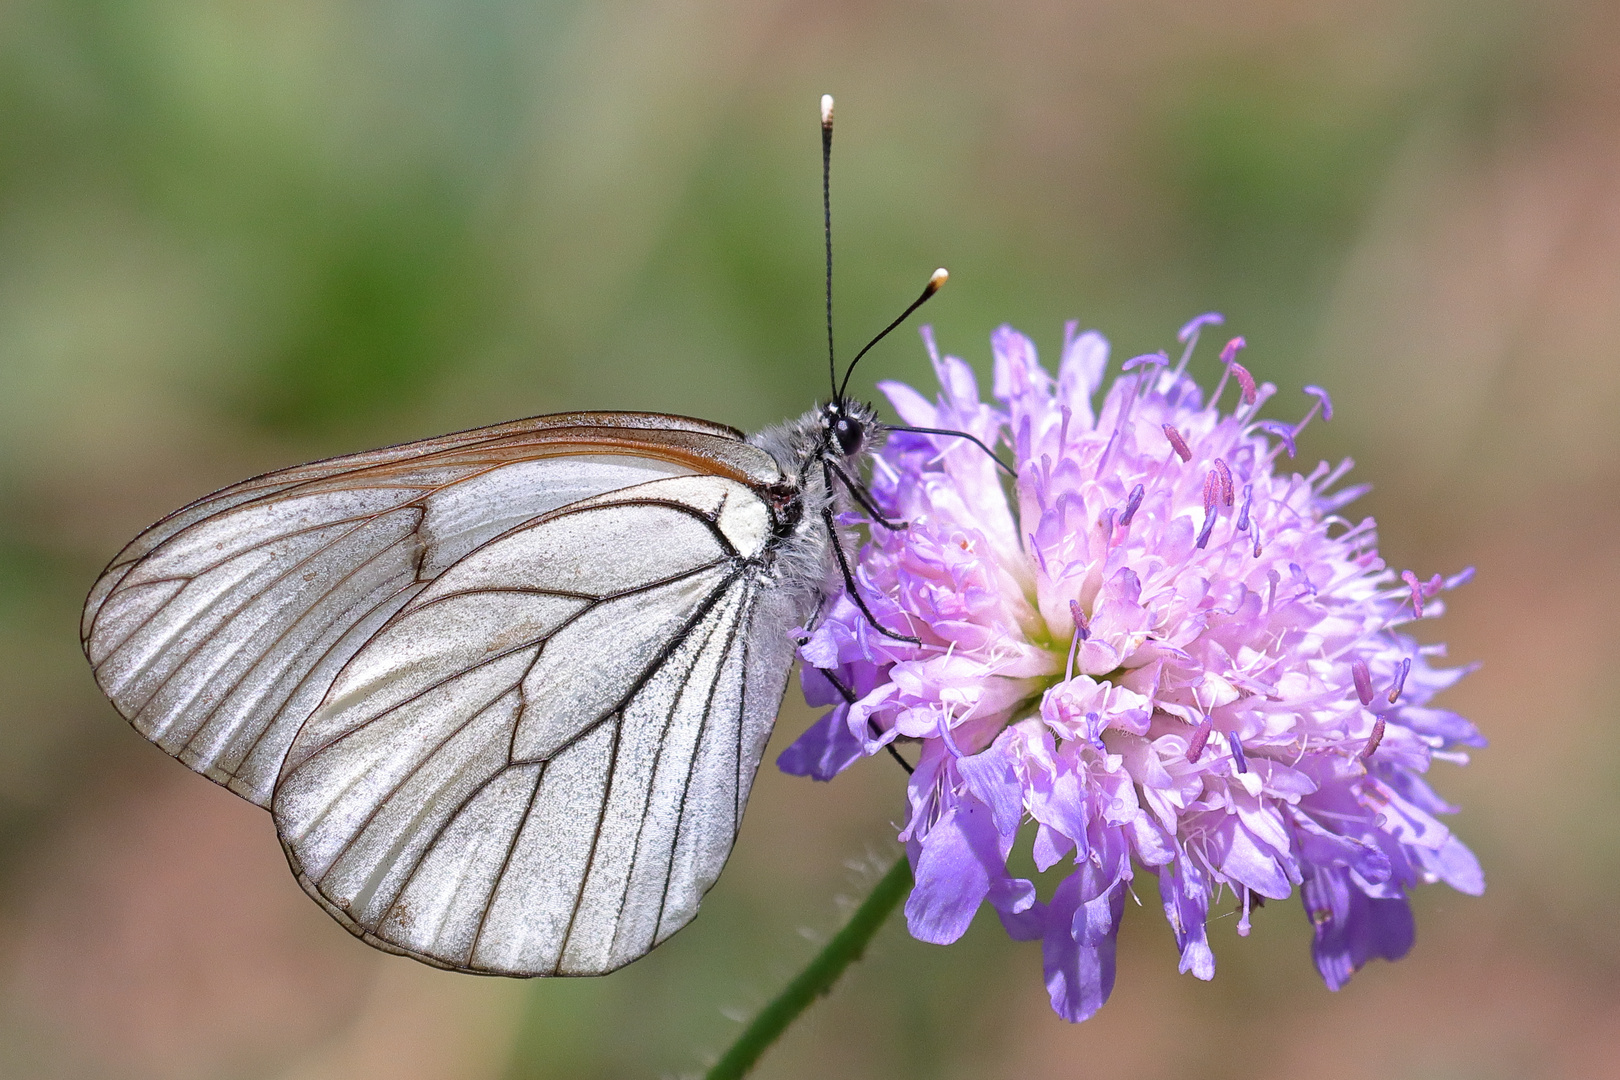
[[833, 415, 865, 457]]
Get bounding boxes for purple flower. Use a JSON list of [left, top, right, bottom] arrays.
[[781, 318, 1484, 1022]]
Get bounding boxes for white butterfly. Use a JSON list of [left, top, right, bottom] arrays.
[[82, 98, 949, 978]]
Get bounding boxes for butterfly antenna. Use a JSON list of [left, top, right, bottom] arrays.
[[822, 94, 837, 401], [836, 267, 948, 403]]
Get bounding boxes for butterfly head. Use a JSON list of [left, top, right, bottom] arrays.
[[820, 398, 879, 463]]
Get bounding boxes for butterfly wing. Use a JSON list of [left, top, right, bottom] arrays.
[[81, 412, 779, 808], [271, 474, 803, 975]]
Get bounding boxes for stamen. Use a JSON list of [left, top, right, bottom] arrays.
[[1304, 385, 1334, 421], [1258, 420, 1296, 458], [938, 710, 967, 758], [1351, 659, 1373, 706], [1252, 527, 1263, 558], [1174, 311, 1223, 380], [1361, 717, 1385, 761], [1120, 483, 1145, 526], [1187, 718, 1214, 763], [1178, 311, 1224, 344], [1069, 598, 1090, 642], [1126, 351, 1170, 400], [1219, 336, 1246, 364], [1196, 470, 1220, 549], [1387, 657, 1411, 704], [1124, 351, 1169, 371], [1446, 566, 1476, 589], [1401, 570, 1425, 617], [1228, 731, 1248, 773], [1164, 424, 1192, 462], [1236, 483, 1253, 530], [1196, 507, 1218, 549], [1231, 362, 1257, 406], [1214, 459, 1234, 506], [1065, 599, 1089, 683]]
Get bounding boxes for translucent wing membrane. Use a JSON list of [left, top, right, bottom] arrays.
[[274, 475, 797, 974], [82, 410, 814, 976], [81, 413, 780, 808]]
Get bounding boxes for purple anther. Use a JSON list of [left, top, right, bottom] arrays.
[[1202, 469, 1220, 513], [1068, 598, 1090, 642], [1228, 731, 1249, 773], [1401, 570, 1425, 617], [1123, 350, 1169, 372], [1257, 420, 1296, 458], [1186, 718, 1214, 763], [1064, 598, 1090, 683], [1304, 385, 1334, 421], [1164, 424, 1192, 462], [1387, 657, 1412, 704], [1361, 716, 1386, 761], [1423, 572, 1444, 598], [1196, 507, 1218, 549], [1119, 483, 1145, 526], [1231, 361, 1257, 405], [1214, 458, 1234, 506], [1178, 311, 1224, 343], [1351, 659, 1374, 706], [1219, 336, 1247, 364], [1237, 483, 1253, 530]]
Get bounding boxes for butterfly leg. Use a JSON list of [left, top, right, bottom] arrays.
[[819, 504, 921, 645], [816, 665, 914, 775], [826, 459, 906, 531]]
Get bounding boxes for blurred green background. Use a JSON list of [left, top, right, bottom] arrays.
[[2, 0, 1617, 1077]]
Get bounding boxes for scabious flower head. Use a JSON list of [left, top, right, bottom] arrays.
[[780, 316, 1484, 1022]]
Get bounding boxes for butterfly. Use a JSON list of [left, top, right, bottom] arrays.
[[80, 96, 958, 977]]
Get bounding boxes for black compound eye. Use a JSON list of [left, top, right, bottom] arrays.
[[832, 415, 865, 457]]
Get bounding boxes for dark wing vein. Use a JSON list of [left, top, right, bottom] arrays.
[[281, 559, 733, 773], [650, 579, 755, 940], [174, 529, 425, 755], [103, 506, 422, 714], [596, 583, 738, 961]]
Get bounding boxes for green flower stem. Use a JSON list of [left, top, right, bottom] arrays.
[[705, 854, 913, 1080]]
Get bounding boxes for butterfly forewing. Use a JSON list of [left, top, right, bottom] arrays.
[[271, 474, 793, 974], [81, 413, 780, 809]]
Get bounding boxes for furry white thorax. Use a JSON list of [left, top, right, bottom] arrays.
[[746, 398, 883, 622]]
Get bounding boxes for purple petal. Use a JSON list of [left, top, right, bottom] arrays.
[[776, 706, 865, 780], [1158, 856, 1215, 980], [1303, 867, 1415, 991], [1042, 871, 1124, 1022], [956, 737, 1025, 837], [905, 800, 1002, 945], [1058, 327, 1109, 418]]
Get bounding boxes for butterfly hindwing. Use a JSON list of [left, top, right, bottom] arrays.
[[271, 474, 796, 975]]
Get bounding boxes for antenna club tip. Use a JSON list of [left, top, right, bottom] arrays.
[[927, 267, 949, 292], [820, 94, 834, 128]]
